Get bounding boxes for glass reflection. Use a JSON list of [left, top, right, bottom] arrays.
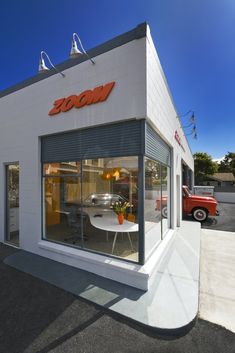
[[144, 158, 161, 258], [144, 157, 170, 259], [161, 165, 170, 236], [82, 157, 139, 262], [6, 164, 19, 246], [43, 157, 139, 262], [43, 162, 80, 176]]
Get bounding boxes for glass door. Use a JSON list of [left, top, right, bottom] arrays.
[[42, 162, 85, 246], [6, 163, 19, 246]]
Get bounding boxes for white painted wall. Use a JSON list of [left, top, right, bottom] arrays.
[[0, 27, 195, 289], [0, 38, 146, 251], [146, 25, 194, 228]]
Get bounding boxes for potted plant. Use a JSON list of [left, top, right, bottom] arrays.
[[111, 201, 132, 224]]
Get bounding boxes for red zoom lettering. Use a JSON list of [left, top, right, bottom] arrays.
[[175, 130, 181, 145], [48, 82, 115, 116]]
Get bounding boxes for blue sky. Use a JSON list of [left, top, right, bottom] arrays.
[[1, 0, 234, 160]]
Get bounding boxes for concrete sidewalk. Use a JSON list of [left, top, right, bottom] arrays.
[[199, 229, 235, 333]]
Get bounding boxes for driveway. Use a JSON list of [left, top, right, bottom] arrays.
[[0, 243, 235, 353]]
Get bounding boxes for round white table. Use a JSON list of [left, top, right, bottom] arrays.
[[82, 207, 138, 254]]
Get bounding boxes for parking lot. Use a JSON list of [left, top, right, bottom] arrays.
[[0, 203, 235, 351], [183, 202, 235, 232], [201, 202, 235, 232], [0, 243, 235, 353]]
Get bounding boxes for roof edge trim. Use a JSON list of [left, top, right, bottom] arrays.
[[0, 22, 147, 98]]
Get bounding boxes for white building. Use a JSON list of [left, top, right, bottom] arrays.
[[0, 23, 194, 290]]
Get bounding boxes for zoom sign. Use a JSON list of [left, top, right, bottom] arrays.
[[48, 81, 115, 116]]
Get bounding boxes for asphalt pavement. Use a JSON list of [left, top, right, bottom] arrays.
[[201, 202, 235, 232], [0, 243, 235, 353]]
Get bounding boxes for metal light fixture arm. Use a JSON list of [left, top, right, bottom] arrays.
[[73, 33, 95, 65], [40, 51, 65, 78], [185, 129, 197, 139], [183, 122, 194, 129]]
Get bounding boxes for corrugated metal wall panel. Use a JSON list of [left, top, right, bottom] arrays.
[[41, 120, 143, 162], [146, 124, 171, 166]]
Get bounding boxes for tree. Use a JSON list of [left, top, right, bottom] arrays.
[[194, 152, 218, 184], [218, 152, 235, 176]]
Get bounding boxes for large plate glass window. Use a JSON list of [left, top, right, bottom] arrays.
[[161, 164, 171, 236], [6, 163, 19, 246], [42, 157, 139, 262], [43, 162, 83, 244], [81, 157, 139, 262], [144, 157, 171, 259]]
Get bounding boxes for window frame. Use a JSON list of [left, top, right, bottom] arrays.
[[41, 156, 142, 264]]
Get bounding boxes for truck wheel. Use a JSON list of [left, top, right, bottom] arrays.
[[192, 208, 208, 222], [161, 206, 168, 218]]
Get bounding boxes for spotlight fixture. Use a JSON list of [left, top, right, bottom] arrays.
[[38, 51, 65, 77], [178, 110, 198, 139], [70, 33, 95, 64], [186, 128, 198, 139], [177, 110, 194, 119], [190, 112, 195, 124], [181, 112, 196, 129]]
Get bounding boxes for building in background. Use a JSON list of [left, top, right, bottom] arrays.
[[203, 172, 235, 187]]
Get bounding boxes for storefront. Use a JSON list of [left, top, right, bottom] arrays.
[[0, 23, 194, 290]]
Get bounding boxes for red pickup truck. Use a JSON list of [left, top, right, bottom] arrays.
[[156, 185, 219, 222]]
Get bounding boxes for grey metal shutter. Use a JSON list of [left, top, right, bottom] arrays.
[[41, 120, 143, 162], [145, 124, 171, 166]]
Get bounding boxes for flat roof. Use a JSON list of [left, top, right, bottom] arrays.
[[0, 23, 147, 99]]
